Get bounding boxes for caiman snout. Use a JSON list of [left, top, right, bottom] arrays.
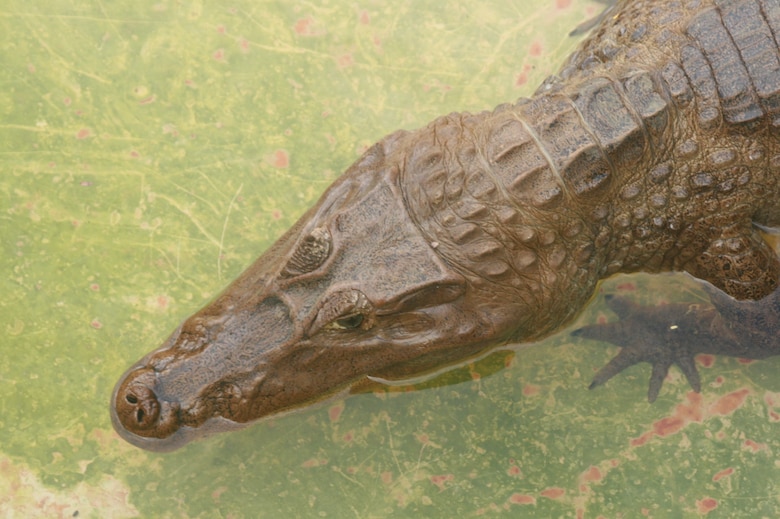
[[112, 294, 297, 451]]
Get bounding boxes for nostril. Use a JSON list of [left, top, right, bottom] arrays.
[[113, 369, 162, 433]]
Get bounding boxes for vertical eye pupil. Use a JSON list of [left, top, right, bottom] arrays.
[[336, 314, 364, 329]]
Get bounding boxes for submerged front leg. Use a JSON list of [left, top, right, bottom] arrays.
[[573, 283, 780, 402]]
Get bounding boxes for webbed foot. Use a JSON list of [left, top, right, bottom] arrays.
[[572, 295, 730, 403]]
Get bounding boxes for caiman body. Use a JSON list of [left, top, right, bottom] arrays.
[[113, 0, 780, 451]]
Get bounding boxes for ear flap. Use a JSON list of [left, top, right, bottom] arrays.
[[377, 282, 464, 315]]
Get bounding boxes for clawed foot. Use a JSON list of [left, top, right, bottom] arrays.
[[572, 295, 730, 402]]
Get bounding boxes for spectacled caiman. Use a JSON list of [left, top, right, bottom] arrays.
[[111, 0, 780, 451]]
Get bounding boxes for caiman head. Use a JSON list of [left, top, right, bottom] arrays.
[[111, 130, 526, 452]]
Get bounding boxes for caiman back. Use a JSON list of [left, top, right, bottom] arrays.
[[399, 0, 780, 340]]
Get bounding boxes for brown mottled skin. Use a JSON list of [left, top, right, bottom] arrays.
[[112, 0, 780, 451]]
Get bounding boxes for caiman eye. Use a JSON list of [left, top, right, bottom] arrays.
[[331, 314, 364, 330], [314, 289, 375, 333]]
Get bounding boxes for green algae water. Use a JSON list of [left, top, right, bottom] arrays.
[[2, 0, 779, 516]]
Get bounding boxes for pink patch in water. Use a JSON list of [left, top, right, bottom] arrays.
[[337, 53, 354, 68], [529, 41, 542, 57], [712, 468, 733, 482], [540, 487, 565, 500], [742, 439, 766, 452], [157, 295, 169, 309], [76, 128, 91, 139], [28, 63, 36, 73], [737, 357, 755, 364], [211, 486, 228, 502], [130, 150, 139, 158], [504, 353, 515, 368], [90, 284, 100, 291], [213, 49, 225, 61], [654, 417, 685, 438], [515, 64, 531, 87], [507, 465, 522, 477], [64, 97, 71, 106], [581, 466, 603, 483], [630, 431, 654, 447], [697, 354, 715, 367], [294, 17, 318, 36], [381, 471, 393, 484], [522, 384, 540, 396], [710, 389, 749, 416], [91, 319, 103, 329], [269, 149, 289, 168], [632, 392, 705, 444], [139, 95, 155, 105], [328, 403, 344, 422], [359, 10, 370, 24], [556, 0, 572, 8], [217, 24, 226, 34], [430, 474, 454, 491], [696, 497, 718, 514], [294, 18, 310, 34], [271, 209, 282, 220], [301, 458, 325, 468], [677, 392, 704, 421], [239, 38, 250, 52], [508, 493, 535, 505]]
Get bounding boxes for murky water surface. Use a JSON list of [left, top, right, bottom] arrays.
[[2, 1, 778, 516]]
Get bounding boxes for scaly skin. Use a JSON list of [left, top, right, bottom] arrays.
[[112, 0, 780, 451]]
